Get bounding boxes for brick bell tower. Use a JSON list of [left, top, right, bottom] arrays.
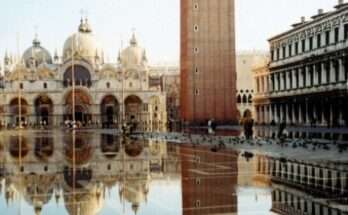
[[180, 0, 238, 125]]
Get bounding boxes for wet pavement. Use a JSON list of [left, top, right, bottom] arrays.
[[0, 129, 347, 215]]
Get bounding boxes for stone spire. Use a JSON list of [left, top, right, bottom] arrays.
[[130, 33, 138, 46], [4, 51, 10, 66], [78, 17, 92, 33], [117, 49, 121, 64], [32, 33, 41, 47]]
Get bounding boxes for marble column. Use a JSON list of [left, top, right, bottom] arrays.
[[321, 62, 327, 84], [274, 73, 279, 91], [313, 64, 318, 86], [292, 69, 297, 89], [299, 68, 304, 88], [305, 101, 310, 125], [338, 58, 345, 82], [274, 104, 279, 123], [279, 104, 284, 122], [306, 65, 311, 87], [298, 103, 303, 125], [268, 105, 272, 124], [286, 71, 290, 90], [330, 60, 336, 84], [280, 72, 284, 90]]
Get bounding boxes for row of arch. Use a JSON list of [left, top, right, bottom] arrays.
[[7, 134, 149, 163], [7, 90, 155, 127], [237, 94, 253, 104]]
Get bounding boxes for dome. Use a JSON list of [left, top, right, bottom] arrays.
[[64, 186, 104, 215], [120, 34, 148, 70], [22, 37, 53, 68], [63, 18, 100, 62]]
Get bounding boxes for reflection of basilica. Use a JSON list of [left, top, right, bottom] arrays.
[[0, 18, 167, 131], [0, 131, 179, 215]]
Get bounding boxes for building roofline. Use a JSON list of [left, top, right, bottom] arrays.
[[268, 3, 348, 42]]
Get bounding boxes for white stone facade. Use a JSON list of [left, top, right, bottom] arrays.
[[0, 19, 167, 131], [254, 1, 348, 127]]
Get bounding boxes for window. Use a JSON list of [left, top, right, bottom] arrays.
[[317, 34, 321, 48], [295, 42, 299, 55], [288, 44, 292, 57], [195, 66, 199, 74], [335, 27, 339, 43], [301, 39, 306, 53], [194, 3, 199, 10], [195, 89, 199, 95], [19, 83, 23, 89], [43, 82, 47, 89], [195, 200, 201, 208], [325, 31, 330, 45], [276, 48, 280, 60], [237, 95, 241, 103], [282, 46, 286, 58], [106, 82, 110, 88], [309, 37, 313, 50], [344, 24, 348, 40], [271, 50, 275, 61], [194, 47, 199, 53], [194, 24, 199, 32]]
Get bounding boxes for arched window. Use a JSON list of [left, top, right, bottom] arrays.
[[248, 94, 253, 103], [106, 82, 110, 88], [242, 95, 247, 104], [43, 82, 47, 89], [64, 65, 91, 88], [20, 83, 23, 89], [237, 95, 242, 104]]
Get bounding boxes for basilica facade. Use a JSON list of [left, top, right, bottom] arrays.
[[0, 19, 167, 131]]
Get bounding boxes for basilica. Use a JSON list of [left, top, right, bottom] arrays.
[[0, 18, 167, 131]]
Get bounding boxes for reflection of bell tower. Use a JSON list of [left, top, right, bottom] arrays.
[[180, 144, 238, 214]]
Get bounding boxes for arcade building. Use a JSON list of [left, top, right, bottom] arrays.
[[254, 0, 348, 127], [0, 19, 167, 131]]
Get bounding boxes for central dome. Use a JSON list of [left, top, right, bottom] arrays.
[[120, 34, 148, 70], [63, 19, 100, 62]]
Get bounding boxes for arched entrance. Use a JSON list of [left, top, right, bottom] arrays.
[[9, 97, 29, 126], [101, 95, 119, 128], [124, 95, 142, 127], [34, 95, 53, 126], [64, 89, 92, 125]]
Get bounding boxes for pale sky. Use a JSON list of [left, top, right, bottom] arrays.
[[0, 0, 338, 66]]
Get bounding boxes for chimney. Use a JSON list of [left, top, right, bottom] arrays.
[[318, 9, 324, 15], [301, 16, 306, 23]]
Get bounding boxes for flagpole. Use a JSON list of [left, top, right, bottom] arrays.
[[72, 28, 76, 128]]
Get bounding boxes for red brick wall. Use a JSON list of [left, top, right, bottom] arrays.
[[180, 0, 238, 125]]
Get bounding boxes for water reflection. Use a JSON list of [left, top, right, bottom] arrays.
[[0, 131, 178, 215], [0, 131, 346, 214]]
